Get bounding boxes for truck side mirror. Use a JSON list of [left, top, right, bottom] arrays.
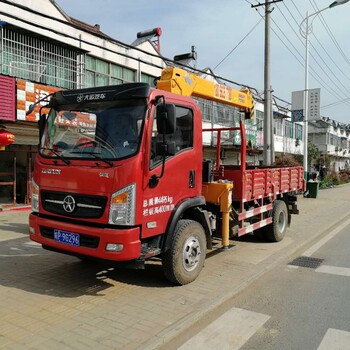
[[156, 140, 176, 156], [156, 103, 176, 134], [38, 113, 47, 142]]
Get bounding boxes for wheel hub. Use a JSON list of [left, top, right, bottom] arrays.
[[277, 211, 286, 232], [183, 236, 201, 272]]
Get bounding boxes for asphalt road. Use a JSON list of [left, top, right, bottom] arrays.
[[175, 216, 350, 350], [1, 184, 350, 349]]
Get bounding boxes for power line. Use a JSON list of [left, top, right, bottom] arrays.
[[276, 2, 350, 108], [310, 0, 350, 67], [279, 1, 350, 98], [322, 97, 350, 110], [253, 5, 350, 109], [250, 0, 350, 117], [213, 17, 263, 70]]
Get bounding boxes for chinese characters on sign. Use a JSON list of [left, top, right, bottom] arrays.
[[143, 196, 174, 217], [308, 88, 320, 121], [214, 84, 232, 102]]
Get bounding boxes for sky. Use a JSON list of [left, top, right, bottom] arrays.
[[55, 0, 350, 124]]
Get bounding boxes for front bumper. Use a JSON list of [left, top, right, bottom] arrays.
[[29, 213, 141, 261]]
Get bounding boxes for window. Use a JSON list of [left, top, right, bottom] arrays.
[[194, 97, 240, 126], [295, 123, 303, 141], [285, 120, 294, 138], [150, 105, 193, 167], [214, 104, 235, 126], [255, 110, 264, 131], [85, 56, 135, 87], [1, 27, 79, 89], [194, 97, 211, 122], [141, 73, 156, 86]]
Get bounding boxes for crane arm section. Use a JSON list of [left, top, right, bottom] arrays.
[[156, 67, 254, 119]]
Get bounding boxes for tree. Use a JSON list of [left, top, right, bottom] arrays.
[[307, 140, 320, 169]]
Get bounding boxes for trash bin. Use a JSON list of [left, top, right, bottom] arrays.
[[307, 181, 319, 198]]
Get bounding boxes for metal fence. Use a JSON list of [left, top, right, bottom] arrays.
[[0, 26, 81, 89]]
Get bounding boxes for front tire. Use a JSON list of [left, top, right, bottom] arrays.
[[265, 200, 288, 242], [162, 219, 206, 285]]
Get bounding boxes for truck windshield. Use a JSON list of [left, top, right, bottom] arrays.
[[40, 99, 147, 161]]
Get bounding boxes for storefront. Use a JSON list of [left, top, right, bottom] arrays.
[[0, 75, 57, 207]]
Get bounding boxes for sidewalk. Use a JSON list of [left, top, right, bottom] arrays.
[[0, 184, 350, 350]]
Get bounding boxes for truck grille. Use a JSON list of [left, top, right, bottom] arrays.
[[40, 226, 99, 248], [41, 190, 107, 219]]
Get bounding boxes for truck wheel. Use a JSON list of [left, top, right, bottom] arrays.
[[265, 200, 288, 242], [162, 219, 206, 285]]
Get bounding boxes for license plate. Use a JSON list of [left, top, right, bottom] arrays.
[[54, 229, 80, 246]]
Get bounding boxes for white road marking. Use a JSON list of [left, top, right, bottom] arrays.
[[303, 217, 350, 257], [23, 241, 41, 248], [0, 254, 39, 257], [178, 307, 270, 350], [316, 265, 350, 277], [317, 328, 350, 350]]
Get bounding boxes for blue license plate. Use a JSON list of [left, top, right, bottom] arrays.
[[54, 229, 80, 246]]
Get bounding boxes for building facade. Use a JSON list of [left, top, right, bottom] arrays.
[[0, 0, 316, 207], [309, 117, 350, 173], [0, 0, 165, 206]]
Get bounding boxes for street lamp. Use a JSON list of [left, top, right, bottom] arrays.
[[299, 0, 350, 180]]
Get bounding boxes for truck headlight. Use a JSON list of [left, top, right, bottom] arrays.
[[109, 183, 136, 225], [32, 179, 39, 212]]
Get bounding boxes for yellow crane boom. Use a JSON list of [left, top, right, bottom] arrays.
[[156, 67, 254, 119]]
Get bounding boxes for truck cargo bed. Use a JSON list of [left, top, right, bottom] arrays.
[[217, 165, 305, 202]]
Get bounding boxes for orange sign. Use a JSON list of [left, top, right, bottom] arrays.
[[16, 79, 60, 122]]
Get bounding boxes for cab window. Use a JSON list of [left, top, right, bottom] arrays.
[[150, 105, 193, 167]]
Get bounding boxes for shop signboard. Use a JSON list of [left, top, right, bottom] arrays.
[[233, 119, 257, 146], [16, 80, 96, 131], [16, 80, 59, 122]]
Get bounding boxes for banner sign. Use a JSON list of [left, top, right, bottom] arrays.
[[16, 79, 60, 122]]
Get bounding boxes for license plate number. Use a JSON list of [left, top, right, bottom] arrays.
[[54, 229, 80, 246]]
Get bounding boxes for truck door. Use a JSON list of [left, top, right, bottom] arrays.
[[142, 104, 199, 238]]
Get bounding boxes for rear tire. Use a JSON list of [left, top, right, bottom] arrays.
[[265, 200, 288, 242], [162, 219, 206, 285]]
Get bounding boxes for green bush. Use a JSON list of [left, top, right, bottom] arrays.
[[319, 170, 350, 189], [319, 176, 334, 189]]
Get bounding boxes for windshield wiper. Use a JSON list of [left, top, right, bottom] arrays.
[[69, 151, 113, 167], [40, 147, 70, 165]]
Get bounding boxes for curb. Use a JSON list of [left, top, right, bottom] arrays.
[[0, 205, 31, 213]]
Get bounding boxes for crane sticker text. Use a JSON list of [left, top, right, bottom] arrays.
[[214, 84, 232, 102], [143, 196, 174, 217]]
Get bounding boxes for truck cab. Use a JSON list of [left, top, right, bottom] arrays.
[[29, 83, 207, 284]]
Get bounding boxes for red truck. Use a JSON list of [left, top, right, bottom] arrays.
[[29, 67, 305, 285]]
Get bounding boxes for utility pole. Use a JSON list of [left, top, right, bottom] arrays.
[[263, 0, 272, 165], [251, 0, 282, 165]]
